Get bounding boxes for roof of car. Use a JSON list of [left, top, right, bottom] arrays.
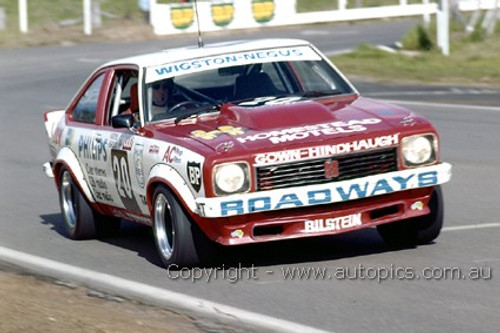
[[104, 38, 312, 69]]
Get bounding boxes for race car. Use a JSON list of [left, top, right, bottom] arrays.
[[43, 39, 452, 267]]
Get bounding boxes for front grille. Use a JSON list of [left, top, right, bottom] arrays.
[[256, 148, 398, 191]]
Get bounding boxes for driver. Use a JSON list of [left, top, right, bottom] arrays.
[[150, 78, 175, 117]]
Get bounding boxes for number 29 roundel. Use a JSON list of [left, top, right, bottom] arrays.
[[111, 149, 140, 212]]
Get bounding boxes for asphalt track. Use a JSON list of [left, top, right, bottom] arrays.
[[1, 19, 499, 332]]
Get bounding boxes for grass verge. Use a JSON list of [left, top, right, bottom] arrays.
[[331, 24, 500, 87]]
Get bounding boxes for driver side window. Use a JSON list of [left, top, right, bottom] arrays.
[[107, 70, 139, 125]]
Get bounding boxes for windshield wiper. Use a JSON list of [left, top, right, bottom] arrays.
[[174, 102, 222, 124], [300, 90, 343, 98]]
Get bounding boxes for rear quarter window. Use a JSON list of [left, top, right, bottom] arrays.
[[72, 74, 105, 123]]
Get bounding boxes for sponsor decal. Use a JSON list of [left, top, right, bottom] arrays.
[[411, 201, 424, 211], [85, 164, 107, 178], [238, 96, 303, 107], [78, 135, 108, 162], [252, 0, 275, 23], [111, 149, 140, 212], [170, 4, 194, 30], [219, 170, 439, 216], [86, 164, 113, 203], [254, 134, 399, 165], [134, 144, 145, 189], [187, 161, 202, 193], [121, 135, 134, 151], [64, 128, 74, 146], [216, 141, 235, 153], [231, 229, 244, 238], [304, 213, 362, 233], [149, 145, 160, 155], [52, 126, 63, 146], [211, 1, 234, 27], [147, 46, 321, 82], [109, 134, 134, 151], [162, 145, 183, 164], [108, 133, 119, 149], [239, 118, 383, 145], [401, 114, 417, 126], [191, 125, 246, 140]]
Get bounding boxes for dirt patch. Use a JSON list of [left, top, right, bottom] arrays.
[[0, 269, 203, 333]]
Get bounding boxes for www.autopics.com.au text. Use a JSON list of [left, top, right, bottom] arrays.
[[165, 264, 493, 283]]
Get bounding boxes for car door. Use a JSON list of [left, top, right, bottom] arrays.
[[91, 67, 149, 217], [65, 70, 115, 205]]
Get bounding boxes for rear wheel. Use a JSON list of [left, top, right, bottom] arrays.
[[59, 169, 120, 240], [377, 186, 444, 248], [152, 185, 214, 268]]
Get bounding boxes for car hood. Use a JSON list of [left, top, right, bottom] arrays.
[[151, 95, 429, 155]]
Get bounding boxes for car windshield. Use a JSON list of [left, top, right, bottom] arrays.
[[144, 47, 355, 123]]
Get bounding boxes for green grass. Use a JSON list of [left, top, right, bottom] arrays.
[[298, 0, 500, 87], [1, 0, 499, 87], [296, 0, 422, 12], [0, 0, 156, 47], [331, 32, 500, 86], [0, 0, 143, 29]]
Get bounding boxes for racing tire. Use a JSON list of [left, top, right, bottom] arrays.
[[376, 186, 444, 248], [152, 185, 214, 268], [59, 169, 120, 240]]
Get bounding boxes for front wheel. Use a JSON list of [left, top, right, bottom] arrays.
[[59, 169, 120, 240], [152, 185, 214, 268], [377, 186, 444, 248]]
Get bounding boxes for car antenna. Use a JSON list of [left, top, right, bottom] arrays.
[[193, 0, 204, 48]]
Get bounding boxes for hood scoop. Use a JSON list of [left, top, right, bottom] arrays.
[[222, 100, 343, 130]]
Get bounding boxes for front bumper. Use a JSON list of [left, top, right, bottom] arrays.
[[196, 162, 452, 218]]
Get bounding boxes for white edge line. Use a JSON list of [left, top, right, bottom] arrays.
[[380, 99, 500, 112], [0, 246, 330, 333], [442, 223, 500, 232]]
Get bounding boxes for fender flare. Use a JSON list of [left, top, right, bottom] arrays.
[[147, 163, 198, 215], [53, 147, 95, 203]]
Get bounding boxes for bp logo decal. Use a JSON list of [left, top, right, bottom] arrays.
[[211, 2, 234, 27], [252, 0, 275, 23], [187, 161, 202, 193], [170, 4, 194, 30]]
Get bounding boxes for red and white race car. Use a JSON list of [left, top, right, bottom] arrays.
[[43, 39, 452, 267]]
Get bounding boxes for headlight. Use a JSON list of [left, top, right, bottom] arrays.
[[213, 162, 250, 196], [402, 134, 437, 167]]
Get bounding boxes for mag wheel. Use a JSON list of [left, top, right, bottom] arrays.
[[377, 186, 444, 248], [152, 185, 214, 268], [59, 169, 96, 239], [59, 169, 120, 240]]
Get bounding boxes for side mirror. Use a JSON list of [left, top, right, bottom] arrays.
[[111, 114, 133, 129]]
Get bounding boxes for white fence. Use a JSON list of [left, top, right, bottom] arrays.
[[149, 0, 500, 36], [150, 0, 437, 36], [9, 0, 500, 54], [11, 0, 500, 35]]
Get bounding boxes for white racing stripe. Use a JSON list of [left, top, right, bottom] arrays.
[[443, 223, 500, 232], [0, 246, 329, 333]]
